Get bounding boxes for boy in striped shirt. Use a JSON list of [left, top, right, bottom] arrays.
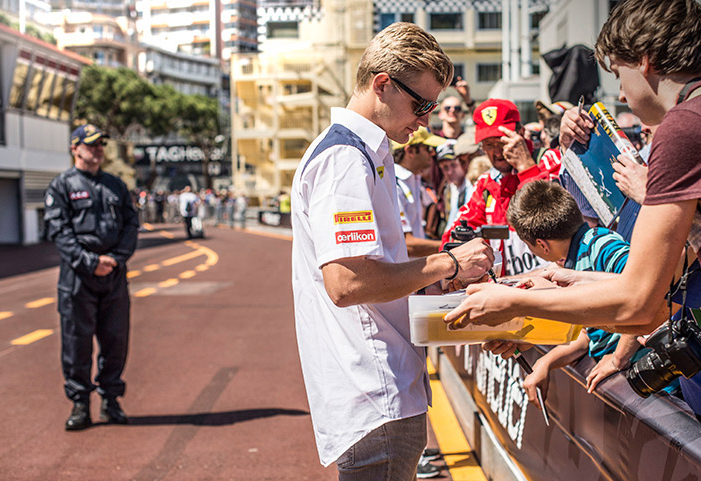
[[505, 180, 675, 407]]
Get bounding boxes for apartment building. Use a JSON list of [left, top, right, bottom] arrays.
[[231, 0, 360, 199], [257, 0, 318, 44], [47, 10, 141, 69], [136, 0, 258, 61], [138, 44, 221, 96], [221, 0, 258, 58], [49, 0, 131, 17], [0, 24, 90, 244], [231, 0, 557, 200], [1, 0, 52, 28], [372, 0, 553, 124]]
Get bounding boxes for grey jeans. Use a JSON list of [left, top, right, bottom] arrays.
[[336, 413, 427, 481]]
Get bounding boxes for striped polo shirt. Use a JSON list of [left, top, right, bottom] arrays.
[[564, 223, 630, 359]]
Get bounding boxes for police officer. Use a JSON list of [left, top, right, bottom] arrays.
[[44, 124, 139, 430]]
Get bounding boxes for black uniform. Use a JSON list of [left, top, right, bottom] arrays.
[[44, 166, 139, 403]]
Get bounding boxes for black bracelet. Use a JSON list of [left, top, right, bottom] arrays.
[[441, 249, 460, 281]]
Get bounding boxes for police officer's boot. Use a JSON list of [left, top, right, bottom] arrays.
[[100, 397, 128, 424], [65, 401, 92, 431]]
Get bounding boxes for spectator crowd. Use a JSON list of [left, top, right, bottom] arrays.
[[297, 2, 701, 476], [130, 187, 250, 229]]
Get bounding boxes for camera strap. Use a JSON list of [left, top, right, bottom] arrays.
[[676, 77, 701, 105], [669, 243, 692, 326]]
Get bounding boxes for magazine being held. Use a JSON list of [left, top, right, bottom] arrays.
[[561, 102, 645, 227]]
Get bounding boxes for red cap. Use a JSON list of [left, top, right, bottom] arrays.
[[473, 99, 521, 143]]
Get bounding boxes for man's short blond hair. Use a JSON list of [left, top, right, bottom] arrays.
[[355, 22, 454, 93]]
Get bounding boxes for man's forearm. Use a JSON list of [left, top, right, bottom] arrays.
[[55, 230, 99, 275], [507, 203, 694, 328], [321, 253, 455, 307]]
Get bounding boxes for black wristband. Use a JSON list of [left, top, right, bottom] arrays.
[[466, 99, 476, 108], [441, 249, 460, 281]]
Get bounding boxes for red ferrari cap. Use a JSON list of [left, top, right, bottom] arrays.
[[473, 99, 521, 144]]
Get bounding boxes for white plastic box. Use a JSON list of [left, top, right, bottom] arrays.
[[408, 291, 582, 347]]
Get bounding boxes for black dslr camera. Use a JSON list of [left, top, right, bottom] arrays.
[[443, 220, 510, 251], [625, 317, 701, 397]]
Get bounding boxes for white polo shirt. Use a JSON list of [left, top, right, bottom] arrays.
[[291, 107, 430, 467], [395, 163, 426, 239]]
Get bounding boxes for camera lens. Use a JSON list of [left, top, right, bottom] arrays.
[[625, 351, 680, 397]]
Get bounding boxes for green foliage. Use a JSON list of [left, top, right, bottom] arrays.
[[75, 66, 155, 138], [25, 24, 56, 45], [75, 65, 225, 188], [144, 83, 181, 137], [76, 65, 223, 144], [0, 13, 12, 27], [178, 94, 221, 147]]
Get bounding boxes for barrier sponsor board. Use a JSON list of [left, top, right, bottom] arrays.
[[134, 144, 225, 164], [443, 345, 701, 481]]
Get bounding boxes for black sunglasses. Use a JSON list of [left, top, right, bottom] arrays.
[[373, 72, 439, 117], [443, 105, 462, 113]]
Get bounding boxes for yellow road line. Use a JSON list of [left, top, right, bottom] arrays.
[[25, 298, 55, 309], [142, 223, 153, 231], [134, 287, 157, 297], [179, 270, 196, 279], [202, 246, 218, 266], [0, 312, 13, 321], [127, 230, 220, 298], [158, 278, 179, 288], [127, 270, 141, 279], [11, 329, 54, 345], [427, 358, 488, 481], [159, 230, 175, 239], [161, 249, 204, 266]]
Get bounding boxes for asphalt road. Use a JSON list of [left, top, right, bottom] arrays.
[[0, 223, 335, 481]]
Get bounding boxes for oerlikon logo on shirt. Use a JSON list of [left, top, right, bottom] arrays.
[[335, 229, 376, 244], [334, 210, 373, 224]]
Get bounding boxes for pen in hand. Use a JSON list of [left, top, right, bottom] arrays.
[[514, 349, 550, 426], [577, 95, 584, 117], [487, 269, 498, 283]]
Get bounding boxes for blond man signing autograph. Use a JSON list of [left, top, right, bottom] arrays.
[[291, 23, 494, 480]]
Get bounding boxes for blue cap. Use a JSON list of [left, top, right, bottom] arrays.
[[71, 124, 108, 145]]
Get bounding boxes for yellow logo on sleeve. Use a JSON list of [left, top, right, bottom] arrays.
[[334, 210, 374, 224], [377, 166, 384, 179]]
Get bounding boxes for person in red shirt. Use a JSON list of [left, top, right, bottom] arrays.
[[441, 99, 561, 275]]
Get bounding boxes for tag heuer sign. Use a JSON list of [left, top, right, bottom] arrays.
[[134, 144, 225, 165]]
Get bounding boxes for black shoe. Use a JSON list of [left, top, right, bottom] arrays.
[[65, 402, 91, 431], [421, 447, 442, 462], [416, 458, 441, 479], [100, 397, 128, 424]]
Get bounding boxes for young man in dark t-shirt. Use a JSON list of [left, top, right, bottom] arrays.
[[444, 0, 701, 412]]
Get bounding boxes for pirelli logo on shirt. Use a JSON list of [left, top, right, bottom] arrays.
[[334, 210, 373, 224], [335, 229, 376, 244]]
